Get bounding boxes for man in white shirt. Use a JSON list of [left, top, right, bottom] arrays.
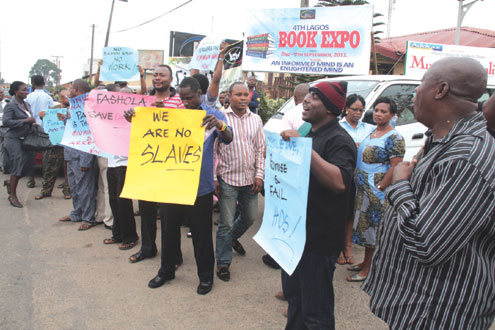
[[26, 75, 54, 188], [280, 83, 310, 131]]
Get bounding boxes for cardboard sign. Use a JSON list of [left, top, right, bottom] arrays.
[[42, 108, 67, 145], [100, 47, 140, 82], [120, 107, 206, 205]]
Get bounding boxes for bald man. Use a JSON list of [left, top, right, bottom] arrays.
[[363, 57, 495, 329], [280, 83, 310, 131]]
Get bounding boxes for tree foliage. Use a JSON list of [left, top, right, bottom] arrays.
[[29, 59, 61, 88]]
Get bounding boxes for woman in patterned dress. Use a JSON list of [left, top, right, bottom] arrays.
[[347, 97, 405, 282]]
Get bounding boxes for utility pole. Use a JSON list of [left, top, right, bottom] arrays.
[[104, 0, 116, 47], [51, 55, 63, 87], [455, 0, 480, 45], [300, 0, 309, 7], [89, 24, 96, 84], [386, 0, 396, 38]]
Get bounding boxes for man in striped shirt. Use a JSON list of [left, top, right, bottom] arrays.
[[363, 57, 495, 329], [215, 82, 265, 282], [124, 64, 185, 264]]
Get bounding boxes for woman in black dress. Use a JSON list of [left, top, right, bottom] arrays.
[[3, 81, 36, 208]]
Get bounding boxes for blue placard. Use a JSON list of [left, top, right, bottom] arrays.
[[42, 108, 67, 145], [100, 47, 140, 82], [253, 131, 312, 275]]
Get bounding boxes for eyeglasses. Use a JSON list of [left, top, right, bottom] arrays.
[[348, 107, 364, 113]]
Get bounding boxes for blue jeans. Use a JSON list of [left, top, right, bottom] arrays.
[[215, 177, 258, 268], [282, 251, 338, 330]]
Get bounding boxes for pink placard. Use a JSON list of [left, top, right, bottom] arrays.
[[84, 90, 156, 156]]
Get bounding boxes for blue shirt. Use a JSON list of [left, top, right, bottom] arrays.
[[26, 89, 54, 125], [197, 102, 231, 196], [339, 119, 375, 144]]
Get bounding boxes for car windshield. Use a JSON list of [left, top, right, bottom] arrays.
[[277, 80, 379, 115]]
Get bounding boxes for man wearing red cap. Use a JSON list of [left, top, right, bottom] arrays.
[[281, 81, 357, 329]]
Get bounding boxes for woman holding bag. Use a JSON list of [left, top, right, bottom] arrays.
[[3, 81, 36, 208]]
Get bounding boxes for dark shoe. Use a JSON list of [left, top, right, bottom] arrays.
[[216, 266, 230, 282], [3, 180, 11, 195], [129, 251, 155, 263], [26, 179, 35, 188], [8, 196, 23, 208], [197, 281, 213, 295], [57, 182, 65, 189], [148, 274, 174, 289], [232, 239, 246, 256], [262, 254, 281, 269]]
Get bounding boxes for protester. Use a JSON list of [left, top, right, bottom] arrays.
[[247, 75, 261, 114], [347, 97, 404, 282], [124, 64, 185, 264], [215, 82, 265, 282], [103, 87, 138, 250], [280, 81, 356, 329], [36, 90, 71, 200], [58, 79, 99, 231], [337, 94, 375, 266], [25, 75, 54, 188], [2, 81, 36, 208], [363, 57, 495, 329], [279, 83, 310, 131], [94, 60, 147, 94], [147, 77, 232, 295], [0, 89, 8, 171]]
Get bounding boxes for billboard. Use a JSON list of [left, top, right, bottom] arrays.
[[405, 41, 495, 85], [169, 31, 206, 57]]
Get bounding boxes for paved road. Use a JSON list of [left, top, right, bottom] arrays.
[[1, 174, 491, 329]]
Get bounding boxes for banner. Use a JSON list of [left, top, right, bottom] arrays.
[[60, 93, 107, 156], [168, 57, 192, 87], [253, 132, 312, 275], [120, 107, 206, 205], [42, 108, 67, 145], [405, 41, 495, 85], [100, 47, 140, 82], [84, 90, 156, 156], [189, 36, 224, 72], [138, 49, 164, 70], [242, 6, 373, 75], [220, 41, 244, 93]]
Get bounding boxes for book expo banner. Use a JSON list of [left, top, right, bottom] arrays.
[[61, 93, 108, 156], [84, 90, 156, 156], [405, 41, 495, 85], [120, 108, 206, 205], [42, 108, 67, 145], [242, 6, 373, 75], [253, 132, 312, 275], [100, 47, 140, 82]]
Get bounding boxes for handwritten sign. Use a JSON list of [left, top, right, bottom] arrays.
[[42, 108, 67, 145], [100, 47, 140, 82], [189, 36, 223, 71], [120, 107, 206, 205], [60, 93, 108, 156], [84, 90, 156, 156], [253, 131, 312, 275]]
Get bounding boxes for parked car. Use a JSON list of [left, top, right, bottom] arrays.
[[264, 75, 494, 160]]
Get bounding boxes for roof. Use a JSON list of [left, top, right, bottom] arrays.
[[376, 27, 495, 60]]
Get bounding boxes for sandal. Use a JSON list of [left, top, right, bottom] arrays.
[[119, 241, 138, 250], [337, 252, 347, 265], [103, 237, 122, 244], [64, 195, 72, 200], [59, 215, 72, 222], [343, 245, 355, 264], [129, 251, 155, 263], [35, 193, 51, 200], [347, 264, 363, 272], [78, 222, 98, 231], [346, 273, 367, 282]]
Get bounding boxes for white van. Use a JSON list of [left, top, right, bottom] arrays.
[[264, 75, 494, 160]]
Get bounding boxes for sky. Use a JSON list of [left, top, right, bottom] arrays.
[[1, 0, 494, 84]]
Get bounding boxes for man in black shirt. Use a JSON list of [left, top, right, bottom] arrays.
[[280, 81, 356, 329]]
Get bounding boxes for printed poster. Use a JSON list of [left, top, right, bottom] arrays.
[[253, 131, 312, 275], [120, 107, 206, 205], [242, 6, 373, 75], [189, 36, 224, 72]]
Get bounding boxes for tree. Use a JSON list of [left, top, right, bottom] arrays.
[[29, 59, 61, 88]]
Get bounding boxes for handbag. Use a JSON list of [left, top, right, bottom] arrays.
[[22, 125, 53, 151]]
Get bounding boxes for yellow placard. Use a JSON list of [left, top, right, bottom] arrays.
[[120, 107, 206, 205]]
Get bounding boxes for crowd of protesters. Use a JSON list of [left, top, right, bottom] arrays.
[[1, 52, 495, 330]]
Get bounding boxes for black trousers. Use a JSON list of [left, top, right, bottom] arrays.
[[107, 166, 138, 244], [158, 193, 214, 282]]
